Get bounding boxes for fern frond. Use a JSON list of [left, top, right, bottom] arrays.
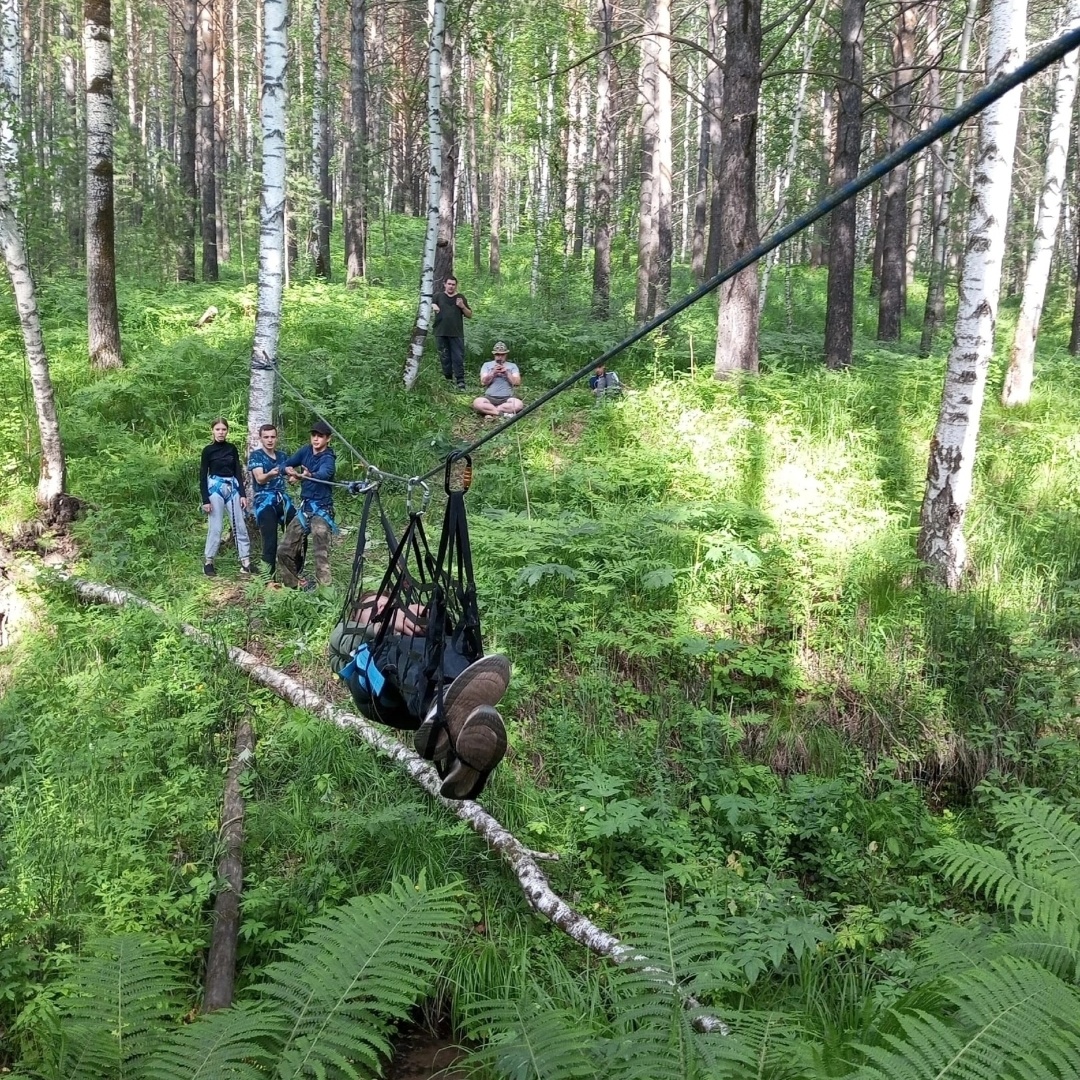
[[993, 794, 1080, 890], [50, 934, 185, 1080], [141, 1002, 279, 1080], [854, 957, 1080, 1080], [254, 878, 462, 1079], [468, 996, 594, 1080], [694, 1010, 814, 1080]]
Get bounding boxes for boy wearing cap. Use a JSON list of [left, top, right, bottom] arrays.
[[473, 342, 523, 418], [279, 421, 337, 588]]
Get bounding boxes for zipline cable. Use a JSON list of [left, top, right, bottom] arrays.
[[414, 24, 1080, 486]]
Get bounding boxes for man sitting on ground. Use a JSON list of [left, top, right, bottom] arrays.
[[472, 342, 524, 418], [589, 364, 622, 399]]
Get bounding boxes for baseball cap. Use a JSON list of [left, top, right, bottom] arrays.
[[311, 420, 332, 436]]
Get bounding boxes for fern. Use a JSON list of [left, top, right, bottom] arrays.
[[468, 996, 595, 1080], [141, 1003, 279, 1080], [253, 878, 463, 1079], [853, 957, 1080, 1080], [47, 934, 187, 1080]]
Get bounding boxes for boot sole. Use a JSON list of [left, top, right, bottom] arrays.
[[439, 706, 507, 800], [414, 653, 510, 759]]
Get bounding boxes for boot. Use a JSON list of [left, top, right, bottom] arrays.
[[439, 705, 507, 800], [413, 653, 511, 760]]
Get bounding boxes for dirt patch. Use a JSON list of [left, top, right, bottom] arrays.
[[385, 1022, 466, 1080]]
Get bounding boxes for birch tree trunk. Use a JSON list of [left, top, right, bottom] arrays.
[[917, 0, 1027, 589], [246, 0, 288, 442], [713, 0, 760, 377], [85, 0, 122, 370], [590, 0, 615, 317], [703, 0, 724, 280], [403, 0, 445, 390], [920, 0, 977, 357], [823, 0, 865, 370], [0, 0, 64, 505], [1000, 0, 1080, 406]]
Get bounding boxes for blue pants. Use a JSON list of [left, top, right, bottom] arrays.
[[436, 336, 465, 382]]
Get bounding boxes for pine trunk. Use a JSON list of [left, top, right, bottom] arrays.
[[344, 0, 368, 285], [433, 26, 455, 289], [311, 0, 330, 278], [634, 0, 659, 322], [198, 0, 217, 280], [703, 0, 724, 280], [177, 0, 197, 282], [823, 0, 865, 370], [85, 0, 122, 369], [590, 0, 614, 317], [876, 3, 916, 341], [713, 0, 760, 378], [917, 0, 1027, 588], [653, 0, 672, 310]]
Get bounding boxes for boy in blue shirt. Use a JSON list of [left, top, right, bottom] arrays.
[[279, 421, 337, 588], [248, 423, 294, 579]]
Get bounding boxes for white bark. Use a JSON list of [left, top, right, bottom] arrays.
[[64, 574, 728, 1034], [917, 0, 1027, 588], [0, 0, 64, 506], [1001, 0, 1080, 406], [246, 0, 288, 444], [403, 0, 445, 391]]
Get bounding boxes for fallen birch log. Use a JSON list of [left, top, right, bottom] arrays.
[[61, 575, 729, 1035]]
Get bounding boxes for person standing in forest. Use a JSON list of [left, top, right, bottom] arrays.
[[248, 423, 295, 580], [432, 275, 473, 391], [279, 421, 337, 589], [472, 342, 523, 418], [199, 419, 254, 577]]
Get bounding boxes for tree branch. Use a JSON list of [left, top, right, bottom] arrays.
[[58, 574, 729, 1035]]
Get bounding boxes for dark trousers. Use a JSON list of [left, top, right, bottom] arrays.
[[436, 336, 465, 382], [256, 504, 296, 575]]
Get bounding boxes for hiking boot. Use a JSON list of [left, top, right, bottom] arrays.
[[203, 561, 217, 577], [455, 380, 467, 392], [239, 560, 254, 575], [298, 577, 318, 592], [440, 705, 507, 800], [413, 653, 511, 760]]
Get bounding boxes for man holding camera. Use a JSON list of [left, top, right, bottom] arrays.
[[432, 275, 473, 391], [473, 342, 524, 418]]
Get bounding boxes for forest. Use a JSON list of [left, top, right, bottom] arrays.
[[0, 0, 1079, 1075]]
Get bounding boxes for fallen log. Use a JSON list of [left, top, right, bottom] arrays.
[[61, 575, 728, 1034], [203, 718, 254, 1012]]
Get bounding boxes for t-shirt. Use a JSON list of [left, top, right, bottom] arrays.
[[433, 291, 469, 338], [480, 361, 520, 403], [199, 441, 245, 503], [248, 447, 287, 496]]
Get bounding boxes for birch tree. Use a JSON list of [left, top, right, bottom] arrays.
[[0, 0, 64, 505], [917, 0, 1027, 589], [403, 0, 446, 390], [1000, 0, 1080, 406], [590, 0, 615, 317], [246, 0, 288, 441], [85, 0, 122, 369]]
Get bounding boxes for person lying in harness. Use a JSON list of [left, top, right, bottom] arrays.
[[248, 423, 296, 580], [329, 594, 510, 800], [199, 418, 255, 578], [279, 420, 337, 589]]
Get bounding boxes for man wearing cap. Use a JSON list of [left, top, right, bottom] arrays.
[[279, 420, 337, 588], [432, 275, 473, 391], [473, 342, 523, 418]]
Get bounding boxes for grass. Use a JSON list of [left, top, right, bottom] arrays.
[[1, 223, 1080, 1063]]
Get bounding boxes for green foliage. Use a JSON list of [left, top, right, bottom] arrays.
[[16, 880, 462, 1080]]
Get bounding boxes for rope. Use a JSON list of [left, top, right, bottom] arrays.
[[412, 23, 1080, 485]]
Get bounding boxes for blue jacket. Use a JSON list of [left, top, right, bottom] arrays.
[[284, 445, 336, 509]]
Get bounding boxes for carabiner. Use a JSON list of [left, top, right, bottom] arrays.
[[445, 451, 473, 494], [406, 477, 431, 516]]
